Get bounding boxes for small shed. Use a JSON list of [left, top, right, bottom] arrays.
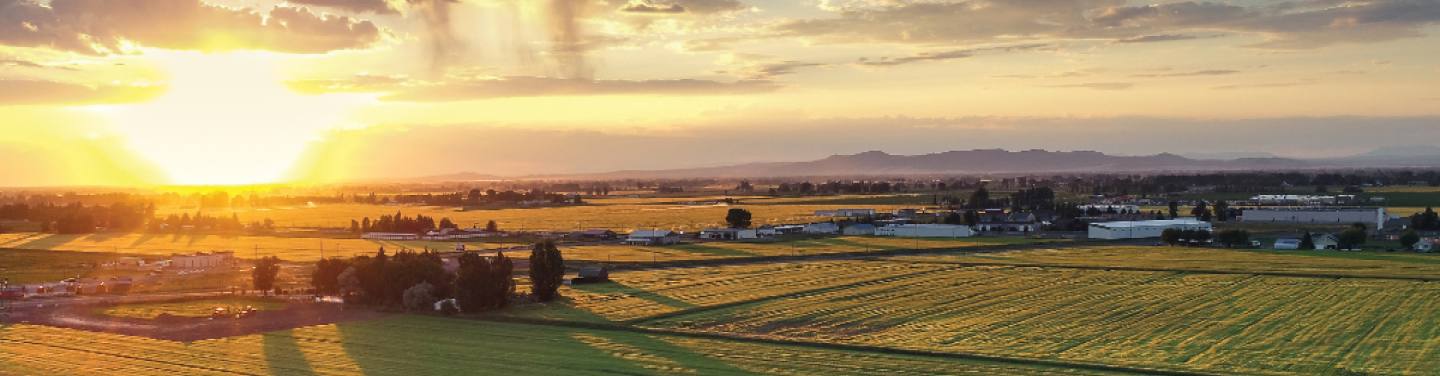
[[573, 267, 610, 284]]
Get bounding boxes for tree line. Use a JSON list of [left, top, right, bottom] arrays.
[[310, 241, 566, 313]]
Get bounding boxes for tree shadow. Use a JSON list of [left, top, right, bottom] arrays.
[[186, 234, 209, 246], [262, 330, 317, 376], [129, 233, 160, 248], [585, 330, 752, 375], [11, 234, 79, 250]]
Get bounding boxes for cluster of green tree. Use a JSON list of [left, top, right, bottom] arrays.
[[148, 212, 246, 232], [355, 212, 441, 234], [725, 209, 753, 228], [1410, 207, 1440, 230], [310, 242, 566, 313], [1215, 229, 1251, 248], [0, 202, 153, 234], [0, 193, 147, 208], [1160, 228, 1213, 246]]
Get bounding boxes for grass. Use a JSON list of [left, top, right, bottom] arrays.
[[0, 315, 1138, 376], [892, 246, 1440, 279], [647, 266, 1440, 376], [94, 298, 288, 319]]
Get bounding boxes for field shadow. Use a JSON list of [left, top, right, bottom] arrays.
[[186, 234, 210, 246], [77, 232, 125, 243], [262, 331, 318, 376], [11, 234, 80, 250], [664, 244, 761, 257], [129, 233, 161, 247], [572, 282, 697, 310], [587, 330, 751, 374]]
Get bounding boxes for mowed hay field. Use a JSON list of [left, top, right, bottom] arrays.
[[646, 266, 1440, 375], [0, 232, 1053, 264], [497, 261, 952, 322], [152, 203, 902, 232], [0, 316, 1140, 376], [895, 246, 1440, 280], [566, 236, 1059, 263]]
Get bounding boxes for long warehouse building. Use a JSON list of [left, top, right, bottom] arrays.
[[1088, 219, 1212, 240], [1241, 208, 1385, 228]]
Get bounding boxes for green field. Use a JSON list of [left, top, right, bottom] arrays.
[[0, 316, 1139, 376], [646, 266, 1440, 376], [95, 298, 289, 319]]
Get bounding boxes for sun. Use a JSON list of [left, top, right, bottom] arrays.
[[98, 50, 368, 186]]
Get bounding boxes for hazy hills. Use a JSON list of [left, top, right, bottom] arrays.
[[408, 147, 1440, 181]]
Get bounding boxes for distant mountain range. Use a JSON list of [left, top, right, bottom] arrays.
[[407, 147, 1440, 181]]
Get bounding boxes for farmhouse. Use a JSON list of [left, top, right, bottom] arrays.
[[362, 232, 421, 240], [171, 251, 235, 268], [580, 229, 617, 239], [842, 224, 876, 235], [1242, 208, 1386, 229], [815, 209, 877, 217], [875, 224, 972, 238], [1273, 239, 1301, 250], [756, 225, 780, 237], [1313, 233, 1341, 250], [699, 228, 742, 240], [572, 267, 610, 284], [804, 223, 840, 234], [1087, 219, 1211, 240], [625, 230, 679, 245], [1415, 239, 1438, 253]]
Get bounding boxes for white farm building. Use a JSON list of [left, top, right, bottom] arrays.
[[1088, 219, 1211, 240], [875, 224, 972, 238]]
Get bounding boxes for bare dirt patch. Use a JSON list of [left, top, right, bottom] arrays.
[[10, 297, 390, 341]]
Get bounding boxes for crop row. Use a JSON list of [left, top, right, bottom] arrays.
[[499, 261, 953, 322], [894, 246, 1440, 280], [0, 316, 1134, 376], [649, 267, 1440, 375]]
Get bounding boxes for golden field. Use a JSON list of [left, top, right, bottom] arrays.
[[894, 246, 1440, 279], [0, 316, 1130, 376], [648, 266, 1440, 375]]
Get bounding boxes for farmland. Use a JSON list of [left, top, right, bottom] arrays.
[[646, 266, 1440, 376], [151, 203, 910, 232], [0, 231, 1053, 265], [496, 261, 951, 322], [892, 246, 1440, 279], [0, 315, 1141, 376]]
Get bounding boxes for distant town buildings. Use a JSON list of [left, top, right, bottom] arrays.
[[814, 209, 877, 217], [875, 224, 972, 238]]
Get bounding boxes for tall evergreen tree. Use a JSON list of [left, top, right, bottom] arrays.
[[529, 240, 565, 302], [1299, 231, 1315, 250]]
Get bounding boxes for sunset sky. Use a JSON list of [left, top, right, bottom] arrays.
[[1, 0, 1438, 186]]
